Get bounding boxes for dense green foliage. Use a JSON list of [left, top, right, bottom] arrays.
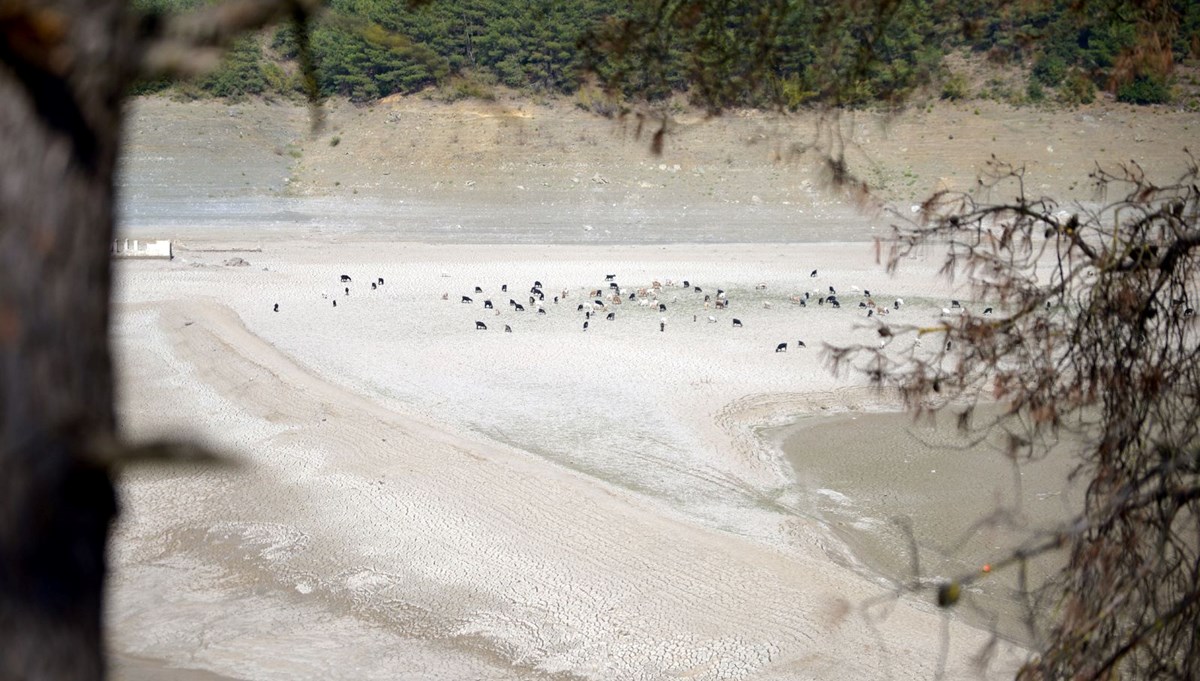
[[130, 0, 1200, 106], [201, 38, 271, 98], [1116, 73, 1172, 104]]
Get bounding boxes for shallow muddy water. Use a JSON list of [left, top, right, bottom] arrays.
[[769, 406, 1086, 643], [116, 190, 877, 244]]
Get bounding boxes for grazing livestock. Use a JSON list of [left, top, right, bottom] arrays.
[[505, 324, 512, 333], [577, 303, 585, 311], [332, 300, 337, 307], [514, 303, 525, 312], [776, 342, 787, 352], [629, 292, 636, 300], [810, 270, 818, 277], [594, 299, 604, 307], [1187, 308, 1196, 317], [658, 303, 667, 312], [715, 300, 727, 310], [951, 300, 961, 308], [867, 309, 874, 318], [586, 311, 591, 319], [378, 278, 384, 286], [829, 286, 836, 294], [893, 300, 900, 310], [590, 289, 602, 297], [475, 286, 483, 294], [660, 320, 666, 332], [583, 321, 589, 331], [476, 321, 487, 330], [340, 274, 352, 283], [345, 287, 350, 295], [682, 280, 690, 288], [864, 289, 871, 297], [534, 280, 543, 288], [273, 303, 279, 312], [832, 301, 841, 309], [510, 299, 518, 307], [462, 296, 473, 303], [537, 308, 547, 315], [694, 287, 702, 293], [371, 283, 377, 290], [859, 301, 867, 308], [804, 291, 810, 300], [554, 297, 559, 304], [983, 307, 993, 315], [707, 316, 717, 323], [946, 340, 953, 351], [502, 284, 508, 292], [484, 300, 493, 309], [609, 282, 619, 290], [605, 274, 616, 281], [755, 283, 767, 290], [606, 312, 615, 321], [796, 340, 807, 348], [529, 296, 536, 305]]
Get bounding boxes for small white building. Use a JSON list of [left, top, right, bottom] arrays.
[[112, 238, 172, 259]]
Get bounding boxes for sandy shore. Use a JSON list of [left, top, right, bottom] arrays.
[[107, 238, 1034, 679]]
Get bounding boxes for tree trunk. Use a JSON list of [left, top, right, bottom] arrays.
[[0, 2, 136, 678]]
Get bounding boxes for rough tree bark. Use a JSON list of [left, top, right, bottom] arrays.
[[0, 2, 319, 678], [1, 2, 136, 678]]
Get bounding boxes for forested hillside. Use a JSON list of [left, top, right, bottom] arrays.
[[133, 0, 1200, 108]]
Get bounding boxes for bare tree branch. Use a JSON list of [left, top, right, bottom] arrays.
[[137, 0, 324, 79], [835, 153, 1200, 679]]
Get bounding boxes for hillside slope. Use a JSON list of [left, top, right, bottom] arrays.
[[120, 93, 1199, 241]]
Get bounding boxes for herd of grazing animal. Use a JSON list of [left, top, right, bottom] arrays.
[[281, 269, 1049, 356], [268, 273, 404, 317], [446, 274, 753, 335], [446, 272, 849, 352]]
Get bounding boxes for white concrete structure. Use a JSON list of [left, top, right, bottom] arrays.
[[113, 238, 172, 259]]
